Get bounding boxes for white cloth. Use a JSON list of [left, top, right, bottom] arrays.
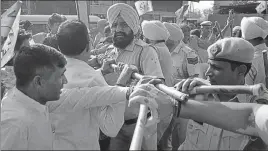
[[47, 57, 127, 150], [163, 22, 184, 42], [1, 88, 53, 150], [107, 3, 139, 34], [142, 20, 170, 41], [241, 17, 268, 40], [255, 105, 268, 145]]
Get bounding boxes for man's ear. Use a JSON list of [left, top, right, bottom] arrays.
[[32, 75, 43, 88], [237, 64, 247, 76]]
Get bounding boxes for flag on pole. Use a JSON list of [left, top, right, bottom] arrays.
[[256, 1, 267, 14], [135, 1, 153, 16], [175, 4, 189, 23], [1, 2, 22, 67]]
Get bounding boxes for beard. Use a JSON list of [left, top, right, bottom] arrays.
[[113, 31, 134, 49]]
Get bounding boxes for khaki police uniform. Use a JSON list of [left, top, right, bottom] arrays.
[[171, 41, 200, 80], [241, 17, 268, 86], [179, 37, 263, 150], [179, 94, 257, 150], [245, 43, 268, 86], [103, 39, 170, 150]]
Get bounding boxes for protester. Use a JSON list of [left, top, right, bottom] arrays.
[[232, 26, 242, 37], [1, 44, 67, 150], [141, 20, 174, 87], [190, 29, 201, 38], [91, 26, 113, 56], [241, 17, 268, 86], [1, 43, 161, 150], [43, 34, 59, 51], [179, 23, 191, 44], [105, 3, 172, 150], [54, 19, 169, 150], [93, 19, 109, 48], [189, 35, 208, 63], [198, 21, 217, 50], [176, 37, 267, 150], [19, 20, 33, 33], [32, 13, 66, 44]]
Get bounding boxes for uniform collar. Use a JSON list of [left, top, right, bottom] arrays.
[[12, 87, 47, 112]]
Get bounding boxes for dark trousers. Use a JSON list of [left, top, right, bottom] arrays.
[[99, 137, 111, 151]]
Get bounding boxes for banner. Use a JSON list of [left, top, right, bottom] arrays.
[[256, 1, 267, 14], [175, 4, 189, 23], [135, 1, 153, 16], [1, 8, 21, 67]]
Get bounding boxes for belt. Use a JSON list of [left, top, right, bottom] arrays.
[[124, 112, 151, 125]]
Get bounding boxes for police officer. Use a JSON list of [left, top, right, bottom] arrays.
[[241, 17, 268, 86], [141, 20, 174, 87], [198, 21, 218, 50], [164, 22, 200, 81], [105, 3, 171, 150], [175, 37, 267, 150]]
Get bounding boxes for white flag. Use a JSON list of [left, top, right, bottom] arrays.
[[135, 1, 153, 16], [256, 1, 267, 14]]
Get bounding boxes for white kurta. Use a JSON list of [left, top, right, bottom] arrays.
[[47, 57, 127, 150]]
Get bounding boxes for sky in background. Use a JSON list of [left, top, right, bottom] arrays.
[[191, 1, 214, 10]]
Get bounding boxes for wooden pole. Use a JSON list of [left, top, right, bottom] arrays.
[[75, 0, 90, 29]]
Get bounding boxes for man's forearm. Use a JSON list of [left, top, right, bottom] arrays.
[[179, 100, 259, 136]]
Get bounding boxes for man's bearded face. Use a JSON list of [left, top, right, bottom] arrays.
[[111, 16, 134, 49]]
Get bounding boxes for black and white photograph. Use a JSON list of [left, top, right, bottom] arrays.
[[1, 0, 268, 150]]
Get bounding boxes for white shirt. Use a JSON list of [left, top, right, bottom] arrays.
[[48, 57, 127, 150], [1, 88, 53, 150]]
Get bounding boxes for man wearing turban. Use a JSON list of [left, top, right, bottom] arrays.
[[141, 20, 174, 87], [241, 17, 268, 86], [162, 22, 201, 150], [163, 22, 200, 80], [105, 3, 170, 150]]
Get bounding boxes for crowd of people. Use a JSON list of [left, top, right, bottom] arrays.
[[1, 2, 268, 150]]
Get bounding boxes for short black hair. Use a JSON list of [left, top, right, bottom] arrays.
[[43, 35, 59, 51], [57, 20, 89, 56], [15, 29, 32, 51], [190, 29, 201, 38], [13, 44, 67, 87], [48, 13, 67, 26], [19, 20, 33, 31], [229, 61, 252, 76]]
